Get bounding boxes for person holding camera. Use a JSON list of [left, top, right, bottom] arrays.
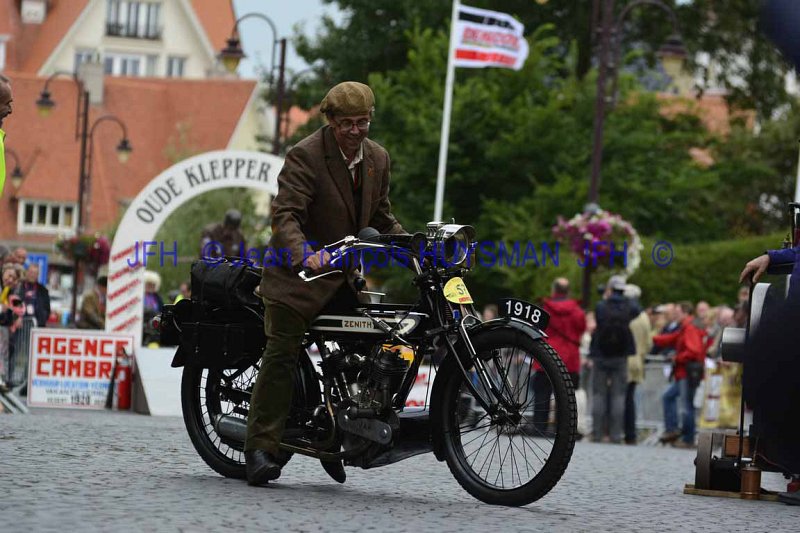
[[653, 301, 707, 448]]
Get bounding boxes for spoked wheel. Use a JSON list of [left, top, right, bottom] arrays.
[[181, 363, 262, 479], [439, 329, 576, 506]]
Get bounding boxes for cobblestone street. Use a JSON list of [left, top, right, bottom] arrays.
[[1, 409, 797, 532]]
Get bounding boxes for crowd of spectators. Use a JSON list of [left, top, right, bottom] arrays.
[[1, 244, 177, 390], [0, 245, 49, 391], [528, 275, 744, 447]]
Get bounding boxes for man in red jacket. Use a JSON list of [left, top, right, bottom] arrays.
[[533, 278, 586, 436], [653, 301, 707, 447]]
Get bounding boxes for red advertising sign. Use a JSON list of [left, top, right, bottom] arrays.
[[27, 329, 135, 409]]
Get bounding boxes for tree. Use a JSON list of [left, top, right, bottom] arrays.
[[676, 0, 794, 119], [290, 7, 800, 306], [294, 1, 793, 118]]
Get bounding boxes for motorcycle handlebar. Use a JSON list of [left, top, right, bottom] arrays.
[[297, 232, 421, 282]]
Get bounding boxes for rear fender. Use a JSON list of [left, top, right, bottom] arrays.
[[429, 318, 546, 461], [171, 346, 187, 368]]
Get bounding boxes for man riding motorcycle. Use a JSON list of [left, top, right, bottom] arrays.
[[245, 81, 405, 486]]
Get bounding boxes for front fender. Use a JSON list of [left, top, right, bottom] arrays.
[[468, 316, 548, 342], [429, 318, 547, 461]]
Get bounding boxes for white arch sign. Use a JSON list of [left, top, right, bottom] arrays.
[[106, 150, 282, 346]]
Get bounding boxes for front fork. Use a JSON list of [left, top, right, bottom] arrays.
[[443, 316, 521, 422]]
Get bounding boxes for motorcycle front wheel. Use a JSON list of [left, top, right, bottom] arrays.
[[438, 328, 577, 506]]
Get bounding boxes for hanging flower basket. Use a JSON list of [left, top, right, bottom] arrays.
[[552, 208, 643, 275], [56, 233, 111, 269]]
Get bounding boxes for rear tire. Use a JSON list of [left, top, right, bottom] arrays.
[[438, 329, 576, 506], [181, 365, 256, 479], [181, 349, 321, 479]]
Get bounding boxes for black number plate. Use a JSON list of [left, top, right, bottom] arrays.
[[498, 298, 550, 330]]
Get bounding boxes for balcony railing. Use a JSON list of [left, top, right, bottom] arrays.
[[106, 22, 162, 40]]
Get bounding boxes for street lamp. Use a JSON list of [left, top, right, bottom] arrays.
[[86, 116, 133, 189], [218, 12, 287, 156], [35, 91, 55, 117], [582, 0, 686, 308], [4, 148, 24, 189], [36, 71, 132, 325]]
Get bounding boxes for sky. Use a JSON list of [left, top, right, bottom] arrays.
[[231, 0, 344, 79]]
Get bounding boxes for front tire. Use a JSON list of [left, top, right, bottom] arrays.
[[438, 329, 576, 506]]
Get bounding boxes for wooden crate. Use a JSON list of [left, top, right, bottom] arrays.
[[723, 435, 753, 457]]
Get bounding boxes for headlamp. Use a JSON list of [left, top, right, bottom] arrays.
[[427, 223, 476, 267]]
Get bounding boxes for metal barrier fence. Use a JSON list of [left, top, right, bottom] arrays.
[[0, 326, 9, 384], [0, 317, 34, 414], [581, 361, 671, 444], [0, 317, 35, 386]]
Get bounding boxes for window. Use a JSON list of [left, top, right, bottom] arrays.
[[166, 56, 186, 78], [18, 201, 78, 235], [0, 39, 6, 72], [106, 0, 161, 39], [104, 53, 143, 77], [74, 49, 98, 71], [145, 54, 158, 76]]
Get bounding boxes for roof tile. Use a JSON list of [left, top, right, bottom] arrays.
[[0, 72, 257, 241], [191, 0, 236, 51]]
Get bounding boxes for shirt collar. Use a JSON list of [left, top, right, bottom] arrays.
[[339, 142, 363, 170]]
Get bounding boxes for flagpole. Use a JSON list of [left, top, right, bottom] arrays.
[[433, 0, 460, 222]]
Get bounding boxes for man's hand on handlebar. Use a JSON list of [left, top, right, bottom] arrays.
[[304, 250, 333, 273], [739, 253, 770, 285]]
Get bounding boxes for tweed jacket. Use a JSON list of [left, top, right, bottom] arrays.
[[77, 290, 105, 330], [260, 126, 404, 321]]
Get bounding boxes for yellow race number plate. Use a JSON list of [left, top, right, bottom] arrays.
[[444, 277, 473, 304]]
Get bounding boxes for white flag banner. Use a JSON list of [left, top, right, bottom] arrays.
[[452, 4, 529, 71], [434, 1, 528, 222]]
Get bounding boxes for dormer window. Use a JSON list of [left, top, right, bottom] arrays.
[[106, 1, 161, 40]]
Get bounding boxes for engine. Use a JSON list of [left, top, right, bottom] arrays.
[[357, 347, 410, 411], [324, 344, 410, 411]]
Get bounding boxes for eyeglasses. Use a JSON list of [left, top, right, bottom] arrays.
[[335, 118, 371, 131]]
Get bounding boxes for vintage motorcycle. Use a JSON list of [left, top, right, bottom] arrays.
[[157, 222, 576, 506]]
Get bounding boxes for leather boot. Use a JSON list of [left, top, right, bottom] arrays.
[[245, 450, 282, 486]]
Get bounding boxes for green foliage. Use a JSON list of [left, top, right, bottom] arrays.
[[295, 1, 793, 119], [468, 231, 788, 310], [711, 104, 800, 236], [367, 26, 721, 239], [629, 233, 787, 307], [677, 0, 793, 120], [285, 3, 800, 310]]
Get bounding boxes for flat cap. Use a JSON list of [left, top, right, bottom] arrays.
[[608, 275, 627, 291], [320, 81, 375, 115]]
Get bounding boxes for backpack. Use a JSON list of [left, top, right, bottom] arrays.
[[596, 299, 631, 356]]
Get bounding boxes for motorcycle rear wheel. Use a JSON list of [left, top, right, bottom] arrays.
[[439, 329, 576, 506], [181, 364, 258, 479]]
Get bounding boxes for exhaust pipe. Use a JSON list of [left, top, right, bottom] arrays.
[[214, 415, 247, 443]]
